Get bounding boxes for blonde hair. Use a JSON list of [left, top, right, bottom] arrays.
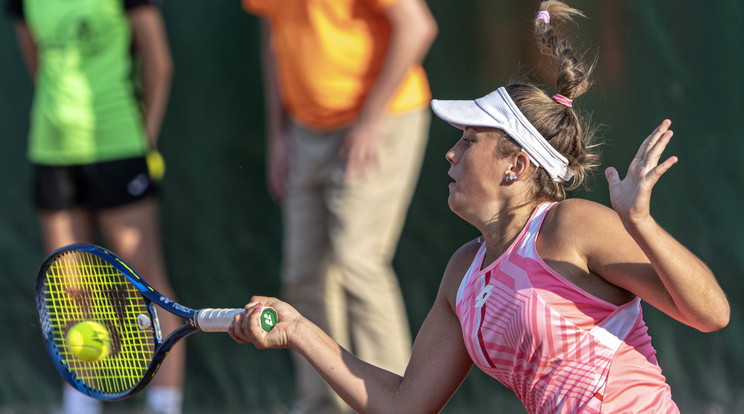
[[499, 0, 600, 201]]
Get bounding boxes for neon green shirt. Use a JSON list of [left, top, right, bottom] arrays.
[[23, 0, 147, 165]]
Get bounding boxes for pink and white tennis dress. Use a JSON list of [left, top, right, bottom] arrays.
[[455, 202, 679, 413]]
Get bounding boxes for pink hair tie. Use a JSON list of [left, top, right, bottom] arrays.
[[537, 11, 550, 24], [552, 94, 573, 108]]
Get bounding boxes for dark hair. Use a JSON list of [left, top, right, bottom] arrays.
[[499, 0, 600, 202]]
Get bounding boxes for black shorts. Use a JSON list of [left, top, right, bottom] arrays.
[[33, 157, 158, 211]]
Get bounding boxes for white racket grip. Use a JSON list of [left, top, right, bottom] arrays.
[[194, 308, 244, 332]]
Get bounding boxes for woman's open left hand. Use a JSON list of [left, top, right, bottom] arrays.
[[605, 119, 678, 228]]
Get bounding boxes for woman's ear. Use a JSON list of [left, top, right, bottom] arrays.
[[506, 151, 531, 181]]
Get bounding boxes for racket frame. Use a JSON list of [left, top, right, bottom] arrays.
[[36, 243, 222, 400]]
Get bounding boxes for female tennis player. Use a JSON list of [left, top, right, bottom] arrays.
[[229, 2, 730, 412]]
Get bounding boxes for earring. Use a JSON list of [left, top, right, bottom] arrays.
[[505, 175, 517, 182]]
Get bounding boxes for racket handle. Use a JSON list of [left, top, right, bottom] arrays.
[[194, 307, 278, 332]]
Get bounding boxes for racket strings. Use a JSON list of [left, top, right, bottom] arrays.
[[40, 250, 158, 395]]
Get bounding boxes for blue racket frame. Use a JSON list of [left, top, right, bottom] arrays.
[[36, 243, 200, 400]]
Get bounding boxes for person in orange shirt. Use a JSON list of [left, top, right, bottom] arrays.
[[242, 0, 437, 413]]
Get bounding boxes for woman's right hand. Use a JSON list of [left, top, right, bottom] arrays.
[[229, 296, 300, 350]]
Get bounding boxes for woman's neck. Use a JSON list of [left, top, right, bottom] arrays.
[[481, 201, 538, 260]]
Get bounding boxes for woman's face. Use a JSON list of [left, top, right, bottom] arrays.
[[445, 127, 510, 222]]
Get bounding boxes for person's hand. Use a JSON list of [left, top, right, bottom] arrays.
[[605, 119, 678, 228], [267, 133, 289, 202], [338, 119, 380, 182], [229, 296, 299, 350]]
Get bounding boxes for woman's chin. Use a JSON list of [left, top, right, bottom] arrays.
[[447, 196, 461, 215]]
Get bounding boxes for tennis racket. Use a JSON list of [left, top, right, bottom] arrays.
[[35, 243, 278, 401]]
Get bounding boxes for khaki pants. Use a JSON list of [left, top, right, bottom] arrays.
[[282, 109, 430, 414]]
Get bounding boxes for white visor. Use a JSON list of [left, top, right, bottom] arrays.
[[431, 87, 574, 182]]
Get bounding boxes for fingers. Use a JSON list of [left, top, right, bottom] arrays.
[[648, 156, 678, 183], [228, 312, 249, 343], [646, 120, 672, 152], [268, 169, 286, 202], [644, 128, 674, 168], [339, 125, 380, 183], [229, 298, 269, 344], [604, 166, 619, 186], [629, 120, 675, 180], [634, 119, 672, 163], [646, 119, 672, 148], [343, 147, 379, 183]]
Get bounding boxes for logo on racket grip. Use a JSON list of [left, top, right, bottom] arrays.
[[260, 307, 278, 332]]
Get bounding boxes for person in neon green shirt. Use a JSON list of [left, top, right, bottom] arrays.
[[7, 0, 184, 413]]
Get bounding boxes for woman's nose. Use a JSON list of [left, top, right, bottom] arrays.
[[445, 148, 456, 163]]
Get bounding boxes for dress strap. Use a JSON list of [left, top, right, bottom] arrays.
[[512, 202, 557, 259]]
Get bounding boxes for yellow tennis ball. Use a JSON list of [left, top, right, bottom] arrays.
[[66, 321, 111, 362], [146, 150, 166, 182]]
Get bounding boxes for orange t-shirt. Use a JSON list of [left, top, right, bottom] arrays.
[[244, 0, 431, 129]]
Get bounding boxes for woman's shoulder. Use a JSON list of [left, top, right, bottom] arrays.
[[440, 238, 482, 303], [541, 198, 624, 247], [547, 198, 620, 228], [446, 238, 481, 273]]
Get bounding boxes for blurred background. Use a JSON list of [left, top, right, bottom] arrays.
[[1, 0, 742, 413]]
